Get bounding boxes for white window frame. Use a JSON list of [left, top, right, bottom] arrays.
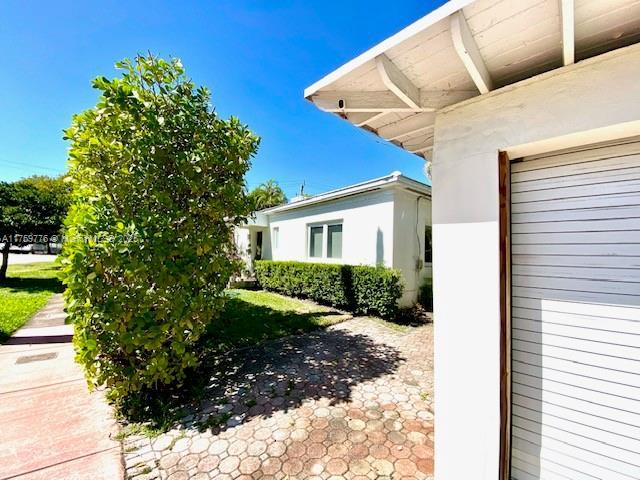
[[272, 227, 279, 250], [307, 221, 343, 261]]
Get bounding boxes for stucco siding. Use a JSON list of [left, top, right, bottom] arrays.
[[432, 44, 640, 480], [269, 190, 396, 268], [392, 188, 432, 306]]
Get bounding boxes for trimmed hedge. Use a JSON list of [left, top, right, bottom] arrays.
[[254, 260, 403, 318]]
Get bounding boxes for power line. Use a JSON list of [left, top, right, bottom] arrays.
[[0, 158, 65, 173]]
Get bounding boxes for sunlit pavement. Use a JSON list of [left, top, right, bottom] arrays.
[[0, 295, 123, 480]]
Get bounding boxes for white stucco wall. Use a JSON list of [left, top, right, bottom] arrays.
[[393, 189, 432, 305], [269, 190, 396, 267], [432, 44, 640, 480], [237, 186, 433, 305]]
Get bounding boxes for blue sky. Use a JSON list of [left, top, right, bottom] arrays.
[[0, 0, 441, 197]]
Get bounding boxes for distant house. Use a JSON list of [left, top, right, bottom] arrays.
[[234, 171, 432, 306]]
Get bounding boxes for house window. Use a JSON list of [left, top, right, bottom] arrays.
[[309, 226, 323, 258], [272, 227, 279, 249], [307, 221, 343, 259], [424, 225, 432, 263], [327, 224, 342, 258]]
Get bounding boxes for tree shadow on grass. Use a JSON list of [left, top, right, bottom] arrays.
[[0, 276, 64, 295], [124, 298, 403, 434], [203, 296, 350, 354]]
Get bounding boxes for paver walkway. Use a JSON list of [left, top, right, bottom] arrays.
[[0, 294, 124, 480], [123, 318, 434, 480]]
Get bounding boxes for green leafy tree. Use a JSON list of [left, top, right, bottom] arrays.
[[0, 175, 70, 280], [62, 54, 259, 407], [248, 179, 287, 210]]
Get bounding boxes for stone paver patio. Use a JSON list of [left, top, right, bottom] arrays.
[[123, 317, 434, 480]]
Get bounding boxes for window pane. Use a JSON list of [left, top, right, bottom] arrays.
[[309, 226, 323, 257], [273, 227, 279, 249], [328, 224, 342, 258], [424, 226, 432, 263]]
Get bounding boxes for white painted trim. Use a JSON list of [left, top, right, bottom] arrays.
[[560, 0, 575, 65], [259, 172, 430, 215], [506, 120, 640, 158], [377, 112, 436, 140], [306, 220, 344, 261], [310, 91, 430, 113], [450, 11, 493, 94], [375, 54, 421, 109], [303, 0, 477, 97], [440, 42, 640, 115], [387, 124, 434, 142]]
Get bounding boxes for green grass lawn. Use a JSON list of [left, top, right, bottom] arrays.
[[203, 288, 351, 353], [0, 261, 63, 342]]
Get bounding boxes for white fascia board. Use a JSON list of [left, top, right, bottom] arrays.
[[303, 0, 478, 98], [260, 173, 430, 215]]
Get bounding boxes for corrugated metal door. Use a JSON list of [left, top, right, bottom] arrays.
[[509, 139, 640, 480]]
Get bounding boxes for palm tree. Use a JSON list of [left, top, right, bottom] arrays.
[[249, 179, 287, 210]]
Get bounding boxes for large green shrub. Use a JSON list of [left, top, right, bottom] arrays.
[[62, 55, 259, 405], [254, 260, 403, 318]]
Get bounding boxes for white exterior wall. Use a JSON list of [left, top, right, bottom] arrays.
[[238, 186, 433, 305], [233, 226, 271, 278], [233, 227, 251, 276], [432, 44, 640, 480], [269, 190, 395, 268], [392, 189, 432, 305]]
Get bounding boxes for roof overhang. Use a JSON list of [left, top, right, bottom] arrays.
[[258, 171, 431, 215], [305, 0, 640, 161]]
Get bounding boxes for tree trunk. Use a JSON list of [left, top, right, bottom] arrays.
[[0, 242, 10, 281]]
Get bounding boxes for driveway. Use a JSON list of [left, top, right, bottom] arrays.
[[123, 318, 434, 479]]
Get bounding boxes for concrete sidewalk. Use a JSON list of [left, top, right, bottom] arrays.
[[0, 295, 123, 480]]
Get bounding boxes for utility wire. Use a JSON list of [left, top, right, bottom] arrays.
[[0, 158, 65, 173]]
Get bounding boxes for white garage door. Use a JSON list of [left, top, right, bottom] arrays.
[[510, 139, 640, 480]]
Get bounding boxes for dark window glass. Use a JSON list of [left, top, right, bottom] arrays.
[[309, 226, 323, 257], [425, 226, 432, 263], [328, 224, 342, 258]]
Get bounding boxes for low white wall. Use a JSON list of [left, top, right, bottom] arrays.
[[432, 44, 640, 480]]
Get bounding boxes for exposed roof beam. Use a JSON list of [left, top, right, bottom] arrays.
[[403, 135, 434, 154], [450, 11, 494, 94], [375, 54, 421, 109], [376, 112, 436, 141], [409, 145, 433, 154], [348, 112, 390, 127], [310, 91, 432, 113], [560, 0, 575, 65], [310, 90, 477, 113]]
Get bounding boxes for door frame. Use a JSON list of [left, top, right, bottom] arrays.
[[498, 151, 512, 480]]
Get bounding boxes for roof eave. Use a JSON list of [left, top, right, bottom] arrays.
[[261, 173, 430, 215], [303, 0, 476, 99]]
